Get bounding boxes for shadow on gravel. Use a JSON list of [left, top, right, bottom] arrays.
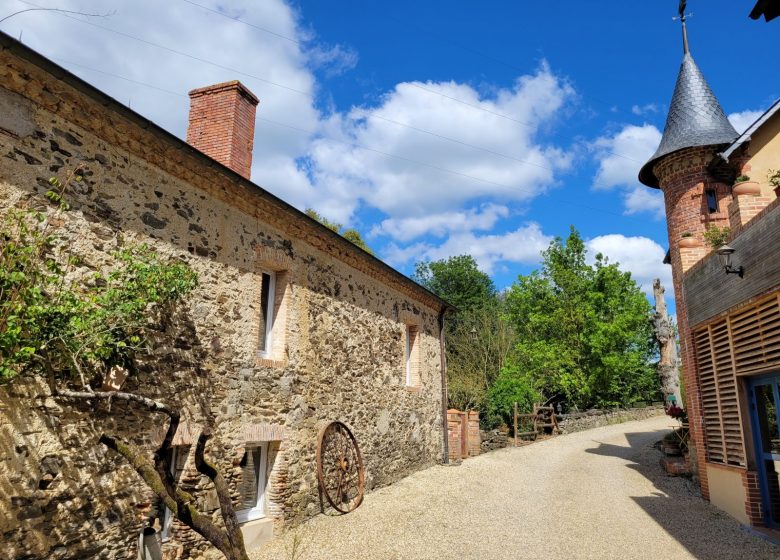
[[584, 430, 778, 560]]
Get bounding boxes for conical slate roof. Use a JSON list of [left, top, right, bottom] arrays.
[[638, 53, 738, 188]]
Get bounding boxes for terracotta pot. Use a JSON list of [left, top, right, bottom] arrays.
[[774, 185, 780, 198], [678, 237, 701, 248], [732, 180, 761, 196]]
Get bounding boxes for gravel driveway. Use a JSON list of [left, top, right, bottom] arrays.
[[252, 416, 778, 560]]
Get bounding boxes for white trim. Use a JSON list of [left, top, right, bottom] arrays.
[[235, 443, 268, 524], [259, 271, 276, 358]]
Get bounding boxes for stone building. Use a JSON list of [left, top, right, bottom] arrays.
[[639, 16, 780, 530], [0, 32, 451, 558]]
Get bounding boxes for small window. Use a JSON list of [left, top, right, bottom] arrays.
[[258, 272, 276, 357], [706, 189, 718, 213], [405, 325, 420, 387], [160, 446, 188, 541], [236, 444, 267, 522]]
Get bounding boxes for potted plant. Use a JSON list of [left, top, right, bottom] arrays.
[[768, 169, 780, 197], [732, 174, 761, 196], [678, 232, 700, 248], [703, 225, 731, 250]]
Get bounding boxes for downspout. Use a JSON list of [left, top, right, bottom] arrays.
[[438, 305, 449, 464]]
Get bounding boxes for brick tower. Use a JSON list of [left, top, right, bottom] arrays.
[[638, 12, 738, 499]]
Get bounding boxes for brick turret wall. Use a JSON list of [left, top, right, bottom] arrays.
[[653, 146, 732, 501]]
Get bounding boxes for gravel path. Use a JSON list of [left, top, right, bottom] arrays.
[[252, 416, 779, 560]]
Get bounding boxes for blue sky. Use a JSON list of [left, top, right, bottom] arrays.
[[2, 0, 778, 306]]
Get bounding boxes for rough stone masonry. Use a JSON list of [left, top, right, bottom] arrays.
[[0, 35, 448, 559]]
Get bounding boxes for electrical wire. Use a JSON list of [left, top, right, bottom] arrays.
[[46, 57, 627, 219], [12, 0, 645, 166]]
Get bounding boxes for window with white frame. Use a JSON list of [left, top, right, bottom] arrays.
[[258, 271, 276, 358], [160, 445, 188, 541], [236, 443, 268, 523], [405, 325, 420, 387]]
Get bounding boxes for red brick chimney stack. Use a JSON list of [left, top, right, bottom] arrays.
[[186, 80, 259, 180]]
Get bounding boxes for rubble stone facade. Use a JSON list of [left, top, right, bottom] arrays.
[[0, 37, 447, 559]]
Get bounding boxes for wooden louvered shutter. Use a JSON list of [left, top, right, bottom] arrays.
[[711, 321, 744, 466], [731, 295, 780, 374], [695, 328, 723, 463]]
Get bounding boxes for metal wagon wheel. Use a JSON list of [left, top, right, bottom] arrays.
[[316, 421, 365, 513]]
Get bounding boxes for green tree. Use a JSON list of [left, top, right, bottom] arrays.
[[305, 208, 373, 255], [486, 368, 540, 428], [412, 255, 496, 313], [446, 300, 516, 413], [505, 227, 658, 410], [413, 255, 510, 419]]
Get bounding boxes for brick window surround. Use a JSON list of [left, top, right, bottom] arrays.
[[405, 325, 421, 387], [254, 247, 293, 367]]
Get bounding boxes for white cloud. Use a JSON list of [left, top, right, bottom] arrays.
[[4, 0, 323, 199], [592, 124, 662, 189], [728, 109, 763, 134], [307, 43, 359, 77], [383, 222, 552, 274], [623, 187, 665, 219], [586, 234, 673, 299], [631, 103, 659, 116], [5, 1, 578, 271], [303, 62, 576, 223], [371, 203, 509, 242]]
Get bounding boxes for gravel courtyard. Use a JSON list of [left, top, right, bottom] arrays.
[[252, 416, 779, 560]]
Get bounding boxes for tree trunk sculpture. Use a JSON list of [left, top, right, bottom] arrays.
[[652, 279, 682, 408]]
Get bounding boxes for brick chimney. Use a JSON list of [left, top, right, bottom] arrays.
[[186, 80, 259, 180]]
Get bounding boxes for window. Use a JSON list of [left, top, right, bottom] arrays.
[[160, 446, 188, 541], [258, 271, 276, 357], [705, 189, 718, 213], [405, 325, 420, 387], [236, 444, 267, 523]]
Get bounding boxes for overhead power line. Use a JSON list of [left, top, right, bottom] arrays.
[[13, 0, 644, 166], [33, 56, 627, 220]]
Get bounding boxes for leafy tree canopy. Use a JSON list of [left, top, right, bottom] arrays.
[[305, 208, 373, 255], [412, 255, 495, 312], [504, 227, 658, 410]]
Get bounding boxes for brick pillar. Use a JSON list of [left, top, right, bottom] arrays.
[[728, 182, 774, 229], [467, 411, 481, 457], [187, 80, 259, 180], [653, 146, 731, 500], [447, 409, 462, 461], [743, 470, 765, 526]]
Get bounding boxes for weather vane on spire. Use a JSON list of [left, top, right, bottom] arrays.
[[673, 0, 693, 54]]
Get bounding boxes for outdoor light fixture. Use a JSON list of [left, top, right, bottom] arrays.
[[716, 245, 744, 278], [469, 327, 478, 341]]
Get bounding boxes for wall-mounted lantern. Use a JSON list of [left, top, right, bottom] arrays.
[[469, 327, 478, 341], [716, 245, 744, 278]]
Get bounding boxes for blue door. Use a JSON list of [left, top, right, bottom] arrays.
[[749, 373, 780, 527]]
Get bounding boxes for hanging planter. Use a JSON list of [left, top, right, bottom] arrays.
[[732, 174, 761, 196], [678, 233, 701, 248]]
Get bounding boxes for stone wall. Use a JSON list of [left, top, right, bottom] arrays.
[[479, 429, 509, 453], [557, 405, 665, 435], [0, 41, 445, 559]]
